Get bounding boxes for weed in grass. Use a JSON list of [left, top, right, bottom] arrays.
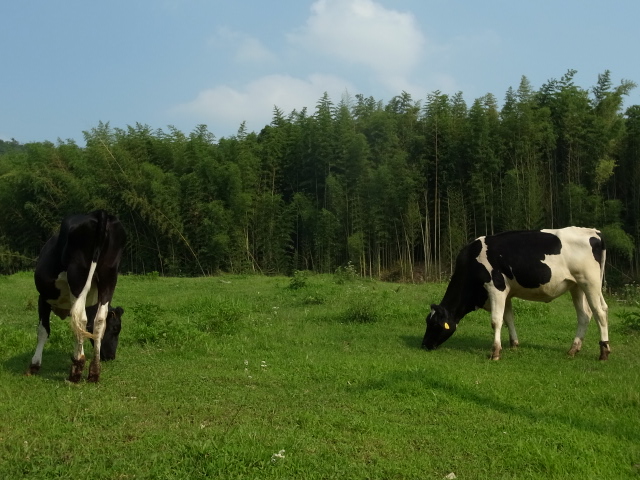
[[142, 271, 160, 281], [271, 449, 286, 464], [339, 294, 379, 324], [185, 297, 246, 335], [301, 292, 325, 306], [616, 281, 640, 304], [334, 261, 358, 284], [126, 302, 168, 345], [126, 296, 247, 346], [616, 309, 640, 333], [288, 270, 310, 290]]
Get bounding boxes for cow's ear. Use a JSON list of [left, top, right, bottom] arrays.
[[115, 306, 124, 315]]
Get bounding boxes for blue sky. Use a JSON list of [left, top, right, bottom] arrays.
[[2, 0, 639, 144]]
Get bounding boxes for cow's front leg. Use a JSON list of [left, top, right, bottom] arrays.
[[489, 300, 506, 361], [88, 303, 108, 382], [568, 287, 590, 356]]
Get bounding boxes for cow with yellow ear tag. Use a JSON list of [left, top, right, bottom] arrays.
[[421, 227, 610, 361]]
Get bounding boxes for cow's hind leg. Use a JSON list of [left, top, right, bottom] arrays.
[[504, 298, 519, 348], [27, 298, 52, 375], [583, 286, 610, 360], [87, 303, 108, 382], [568, 286, 591, 357], [68, 301, 89, 382]]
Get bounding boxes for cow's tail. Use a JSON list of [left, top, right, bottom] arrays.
[[70, 210, 110, 342], [599, 235, 607, 290]]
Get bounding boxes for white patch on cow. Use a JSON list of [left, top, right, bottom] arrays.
[[30, 322, 49, 367], [475, 237, 492, 279], [48, 271, 98, 314]]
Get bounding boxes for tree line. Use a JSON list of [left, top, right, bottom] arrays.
[[1, 69, 638, 285]]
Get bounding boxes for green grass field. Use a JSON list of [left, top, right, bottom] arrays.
[[1, 271, 639, 479]]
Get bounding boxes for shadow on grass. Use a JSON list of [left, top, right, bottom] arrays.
[[401, 333, 569, 357], [400, 333, 496, 354], [4, 349, 71, 382], [360, 359, 639, 445]]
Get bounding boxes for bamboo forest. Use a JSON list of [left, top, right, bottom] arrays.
[[1, 70, 639, 285]]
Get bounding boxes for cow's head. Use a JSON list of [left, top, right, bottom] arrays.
[[422, 304, 457, 350], [100, 306, 124, 361], [88, 306, 124, 361]]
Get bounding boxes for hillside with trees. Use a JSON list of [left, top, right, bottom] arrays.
[[1, 70, 638, 284]]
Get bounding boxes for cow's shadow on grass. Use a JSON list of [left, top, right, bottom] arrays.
[[359, 357, 639, 445], [401, 333, 489, 352], [401, 334, 567, 357], [4, 349, 71, 382]]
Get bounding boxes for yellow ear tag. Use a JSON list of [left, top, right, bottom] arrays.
[[444, 322, 450, 330]]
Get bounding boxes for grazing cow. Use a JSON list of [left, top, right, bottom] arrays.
[[28, 210, 126, 382], [422, 227, 610, 361]]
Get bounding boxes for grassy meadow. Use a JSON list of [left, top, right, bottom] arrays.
[[0, 270, 639, 479]]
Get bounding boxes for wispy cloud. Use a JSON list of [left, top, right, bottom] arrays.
[[288, 0, 426, 90], [212, 27, 277, 64], [173, 0, 431, 136], [173, 73, 354, 135]]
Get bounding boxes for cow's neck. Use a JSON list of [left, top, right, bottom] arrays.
[[439, 270, 478, 322]]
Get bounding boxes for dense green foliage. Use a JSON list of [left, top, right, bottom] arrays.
[[1, 70, 638, 281], [1, 273, 639, 479]]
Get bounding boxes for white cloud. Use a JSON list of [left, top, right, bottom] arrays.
[[172, 0, 431, 136], [288, 0, 425, 88], [235, 36, 276, 64], [173, 73, 354, 136], [212, 27, 276, 64]]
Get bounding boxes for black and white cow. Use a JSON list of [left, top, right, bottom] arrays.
[[422, 227, 610, 361], [27, 210, 126, 382]]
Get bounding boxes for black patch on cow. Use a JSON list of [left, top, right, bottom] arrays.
[[589, 235, 604, 265], [484, 231, 562, 289], [491, 268, 506, 291]]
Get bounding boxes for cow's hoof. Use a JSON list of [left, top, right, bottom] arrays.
[[510, 340, 519, 348], [598, 341, 610, 361], [68, 356, 86, 383], [25, 364, 40, 376], [87, 362, 100, 383]]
